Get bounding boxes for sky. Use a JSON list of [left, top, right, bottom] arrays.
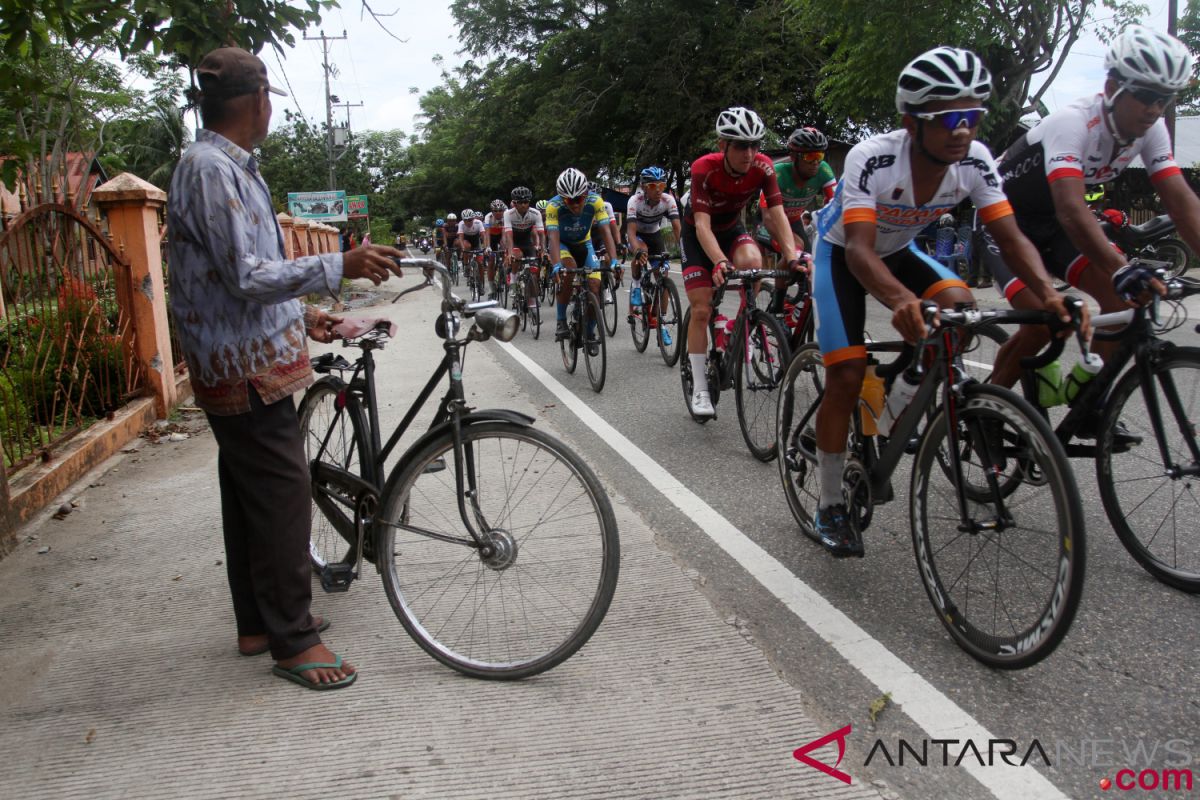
[[257, 0, 1176, 139]]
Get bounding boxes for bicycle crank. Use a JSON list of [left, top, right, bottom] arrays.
[[842, 459, 874, 532]]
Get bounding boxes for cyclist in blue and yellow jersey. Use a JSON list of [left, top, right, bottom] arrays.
[[547, 167, 619, 350]]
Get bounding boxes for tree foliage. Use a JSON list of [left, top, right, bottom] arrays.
[[796, 0, 1145, 149]]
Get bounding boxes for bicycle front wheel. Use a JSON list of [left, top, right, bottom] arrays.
[[776, 344, 824, 536], [630, 284, 650, 353], [735, 309, 791, 462], [525, 273, 541, 339], [376, 422, 620, 679], [584, 292, 607, 392], [601, 277, 618, 336], [297, 379, 371, 570], [911, 383, 1085, 669], [657, 278, 683, 367], [1097, 348, 1200, 592]]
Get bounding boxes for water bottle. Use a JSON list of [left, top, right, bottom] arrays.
[[1034, 360, 1064, 408], [1060, 353, 1103, 405], [877, 369, 921, 438], [713, 313, 732, 352], [859, 363, 885, 436], [630, 286, 643, 307]]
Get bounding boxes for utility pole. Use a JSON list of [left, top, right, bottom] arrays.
[[333, 99, 364, 137], [303, 29, 347, 190]]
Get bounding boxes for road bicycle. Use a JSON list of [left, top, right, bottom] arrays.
[[298, 260, 619, 679], [776, 304, 1086, 668], [1012, 270, 1200, 592], [679, 269, 793, 461], [508, 255, 542, 339], [464, 247, 487, 302], [557, 266, 608, 393], [627, 251, 683, 367]]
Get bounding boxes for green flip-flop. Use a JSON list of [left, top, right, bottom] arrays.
[[238, 615, 332, 657], [272, 654, 357, 691]]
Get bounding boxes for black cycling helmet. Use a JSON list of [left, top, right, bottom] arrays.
[[511, 186, 533, 203], [787, 126, 828, 153]]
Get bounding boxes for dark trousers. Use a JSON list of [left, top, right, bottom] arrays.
[[206, 386, 320, 660]]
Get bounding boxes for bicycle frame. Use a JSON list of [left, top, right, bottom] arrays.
[[708, 270, 790, 390]]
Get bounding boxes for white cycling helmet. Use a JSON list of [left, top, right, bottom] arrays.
[[556, 167, 589, 198], [896, 46, 992, 113], [1105, 25, 1193, 92], [446, 213, 458, 222], [715, 107, 765, 142]]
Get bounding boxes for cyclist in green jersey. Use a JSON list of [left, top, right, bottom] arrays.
[[756, 127, 836, 255]]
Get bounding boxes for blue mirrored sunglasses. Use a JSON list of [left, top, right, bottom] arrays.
[[913, 107, 987, 130]]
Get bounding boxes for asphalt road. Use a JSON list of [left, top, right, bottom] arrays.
[[484, 270, 1200, 800]]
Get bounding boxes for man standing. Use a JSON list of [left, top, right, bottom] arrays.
[[168, 47, 403, 690]]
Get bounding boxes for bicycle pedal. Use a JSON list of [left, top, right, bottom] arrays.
[[319, 563, 356, 593]]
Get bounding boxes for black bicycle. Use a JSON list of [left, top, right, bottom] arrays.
[[680, 269, 793, 461], [776, 304, 1086, 669], [1012, 271, 1200, 592], [558, 265, 608, 392], [507, 255, 542, 339], [298, 260, 619, 679], [628, 251, 683, 367], [597, 259, 620, 337]]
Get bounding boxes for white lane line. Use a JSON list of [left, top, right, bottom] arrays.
[[497, 341, 1068, 800]]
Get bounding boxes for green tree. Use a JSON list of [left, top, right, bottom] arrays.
[[798, 0, 1146, 148]]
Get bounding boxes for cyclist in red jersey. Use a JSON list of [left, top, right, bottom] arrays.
[[682, 106, 803, 417]]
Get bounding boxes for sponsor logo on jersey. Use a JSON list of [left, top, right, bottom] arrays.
[[857, 155, 897, 192], [1049, 154, 1081, 164], [1151, 154, 1174, 166], [1087, 115, 1101, 130], [959, 157, 1000, 187], [876, 203, 954, 228]]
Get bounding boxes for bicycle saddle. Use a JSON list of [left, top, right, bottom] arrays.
[[333, 317, 398, 339]]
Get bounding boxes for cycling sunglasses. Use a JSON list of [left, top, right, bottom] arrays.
[[912, 107, 987, 130], [793, 150, 825, 163], [1126, 85, 1175, 108], [728, 140, 762, 151], [564, 194, 588, 204], [642, 181, 667, 191]]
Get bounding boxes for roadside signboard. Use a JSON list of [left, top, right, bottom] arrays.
[[288, 190, 347, 222], [347, 194, 369, 219]]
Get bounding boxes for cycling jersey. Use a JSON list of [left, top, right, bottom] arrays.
[[771, 158, 836, 222], [483, 212, 505, 237], [440, 222, 456, 243], [626, 190, 680, 234], [502, 207, 544, 234], [816, 129, 1012, 256], [457, 218, 485, 237], [999, 94, 1179, 219], [545, 193, 609, 244], [685, 151, 783, 231]]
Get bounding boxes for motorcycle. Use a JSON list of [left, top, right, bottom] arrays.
[[1099, 209, 1193, 280], [418, 237, 432, 254]]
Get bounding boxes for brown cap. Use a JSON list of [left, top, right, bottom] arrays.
[[196, 47, 287, 99]]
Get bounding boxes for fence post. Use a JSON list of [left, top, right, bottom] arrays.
[[92, 174, 177, 418], [277, 213, 295, 258]]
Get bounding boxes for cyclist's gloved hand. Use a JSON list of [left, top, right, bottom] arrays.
[[1113, 263, 1167, 307], [552, 261, 563, 275]]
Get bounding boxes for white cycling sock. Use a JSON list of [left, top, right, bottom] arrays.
[[817, 448, 847, 510], [689, 354, 709, 395]]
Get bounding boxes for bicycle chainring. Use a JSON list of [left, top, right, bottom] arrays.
[[842, 459, 873, 532]]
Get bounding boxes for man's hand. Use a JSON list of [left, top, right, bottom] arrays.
[[343, 244, 405, 285], [304, 307, 343, 343], [1043, 293, 1091, 343], [712, 259, 729, 287], [892, 294, 931, 344]]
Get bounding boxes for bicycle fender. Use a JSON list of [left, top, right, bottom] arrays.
[[401, 409, 537, 466]]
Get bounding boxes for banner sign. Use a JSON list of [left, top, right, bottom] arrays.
[[288, 190, 347, 222], [346, 194, 369, 219]]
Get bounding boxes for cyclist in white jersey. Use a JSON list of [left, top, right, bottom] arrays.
[[808, 47, 1075, 558], [503, 186, 545, 304], [626, 165, 682, 318], [985, 26, 1200, 395]]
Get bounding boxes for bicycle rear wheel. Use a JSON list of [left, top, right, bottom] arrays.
[[376, 421, 620, 679], [1097, 348, 1200, 592], [776, 344, 824, 536], [525, 273, 541, 339], [911, 383, 1085, 669], [657, 278, 683, 367], [297, 378, 371, 570], [584, 292, 607, 392], [736, 309, 791, 462]]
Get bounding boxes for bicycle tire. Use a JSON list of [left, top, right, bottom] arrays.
[[376, 421, 620, 679], [630, 283, 650, 353], [1144, 238, 1191, 280], [297, 378, 372, 570], [1096, 347, 1200, 592], [560, 300, 578, 374], [584, 292, 607, 392], [911, 383, 1085, 669], [658, 278, 683, 368], [601, 276, 618, 337], [776, 344, 825, 537], [525, 273, 541, 340], [736, 309, 792, 462]]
